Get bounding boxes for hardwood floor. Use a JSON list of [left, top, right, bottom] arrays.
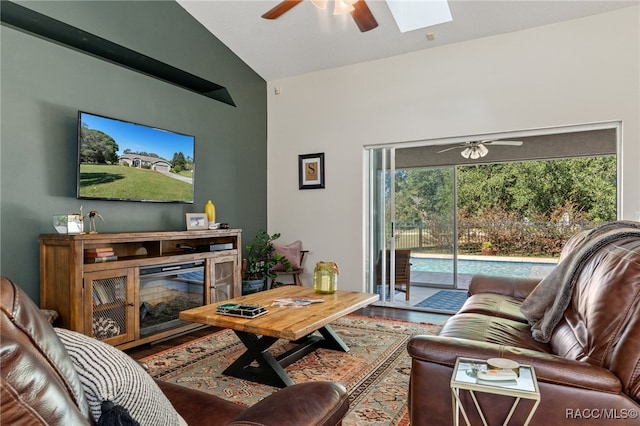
[[357, 305, 450, 324], [125, 306, 447, 360]]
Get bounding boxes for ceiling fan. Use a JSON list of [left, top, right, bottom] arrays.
[[261, 0, 379, 33], [437, 140, 523, 159]]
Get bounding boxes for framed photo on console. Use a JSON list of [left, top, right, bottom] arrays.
[[186, 213, 208, 230], [299, 153, 325, 190]]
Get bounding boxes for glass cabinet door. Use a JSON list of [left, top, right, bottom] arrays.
[[207, 255, 236, 303], [84, 267, 136, 346]]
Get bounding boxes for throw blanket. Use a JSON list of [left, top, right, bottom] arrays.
[[520, 221, 640, 343]]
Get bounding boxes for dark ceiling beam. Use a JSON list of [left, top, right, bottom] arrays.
[[0, 1, 235, 107]]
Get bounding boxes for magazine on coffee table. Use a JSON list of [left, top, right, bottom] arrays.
[[271, 298, 325, 308]]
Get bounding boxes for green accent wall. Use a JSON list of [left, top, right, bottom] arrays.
[[0, 1, 267, 302]]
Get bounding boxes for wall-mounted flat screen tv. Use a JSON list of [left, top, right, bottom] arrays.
[[77, 111, 195, 203]]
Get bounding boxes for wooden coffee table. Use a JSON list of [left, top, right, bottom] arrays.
[[179, 286, 378, 387]]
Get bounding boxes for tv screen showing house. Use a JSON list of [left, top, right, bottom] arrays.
[[77, 111, 195, 203]]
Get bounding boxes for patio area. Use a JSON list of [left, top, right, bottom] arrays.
[[372, 254, 557, 313]]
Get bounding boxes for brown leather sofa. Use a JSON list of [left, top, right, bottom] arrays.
[[1, 276, 349, 425], [407, 223, 640, 425]]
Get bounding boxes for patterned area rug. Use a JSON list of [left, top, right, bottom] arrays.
[[141, 315, 441, 426], [414, 290, 468, 312]]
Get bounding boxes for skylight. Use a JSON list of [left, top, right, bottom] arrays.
[[386, 0, 452, 33]]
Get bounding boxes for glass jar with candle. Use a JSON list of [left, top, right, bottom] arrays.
[[313, 261, 339, 294]]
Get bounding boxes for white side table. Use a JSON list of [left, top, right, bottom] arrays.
[[450, 357, 541, 426]]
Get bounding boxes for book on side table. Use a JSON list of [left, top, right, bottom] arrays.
[[450, 357, 540, 426]]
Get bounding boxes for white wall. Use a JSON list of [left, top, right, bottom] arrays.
[[267, 7, 640, 292]]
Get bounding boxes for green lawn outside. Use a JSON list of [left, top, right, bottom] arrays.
[[177, 170, 194, 178], [79, 164, 192, 202]]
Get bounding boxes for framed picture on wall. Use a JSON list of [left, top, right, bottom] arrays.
[[186, 213, 208, 230], [299, 153, 325, 189]]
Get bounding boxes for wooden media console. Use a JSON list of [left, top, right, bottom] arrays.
[[39, 229, 241, 349]]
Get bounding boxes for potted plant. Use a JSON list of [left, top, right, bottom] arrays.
[[481, 241, 497, 256], [242, 230, 292, 294]]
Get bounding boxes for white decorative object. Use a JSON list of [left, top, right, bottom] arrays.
[[53, 214, 84, 234], [67, 214, 83, 234]]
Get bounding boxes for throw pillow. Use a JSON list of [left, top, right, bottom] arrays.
[[55, 328, 186, 426], [272, 240, 302, 271]]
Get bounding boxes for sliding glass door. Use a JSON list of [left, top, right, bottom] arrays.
[[367, 149, 460, 304], [367, 148, 397, 302], [394, 165, 458, 290], [366, 123, 619, 310]]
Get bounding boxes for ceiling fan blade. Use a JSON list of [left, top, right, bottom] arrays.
[[261, 0, 303, 20], [351, 0, 378, 32], [485, 140, 523, 146], [437, 146, 463, 153]]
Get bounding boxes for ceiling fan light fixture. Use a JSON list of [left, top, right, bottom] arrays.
[[334, 0, 355, 15], [443, 139, 521, 160], [460, 142, 489, 160], [261, 0, 377, 33], [311, 0, 327, 10]]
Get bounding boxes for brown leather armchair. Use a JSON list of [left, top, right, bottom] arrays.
[[407, 224, 640, 425], [1, 276, 349, 425]]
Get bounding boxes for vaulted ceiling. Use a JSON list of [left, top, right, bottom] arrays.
[[177, 0, 638, 81]]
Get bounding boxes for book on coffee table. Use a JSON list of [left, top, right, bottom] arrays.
[[216, 303, 268, 318]]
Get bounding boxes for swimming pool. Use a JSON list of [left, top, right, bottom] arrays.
[[410, 257, 556, 278]]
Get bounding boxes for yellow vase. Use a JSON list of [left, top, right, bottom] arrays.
[[205, 200, 216, 223]]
